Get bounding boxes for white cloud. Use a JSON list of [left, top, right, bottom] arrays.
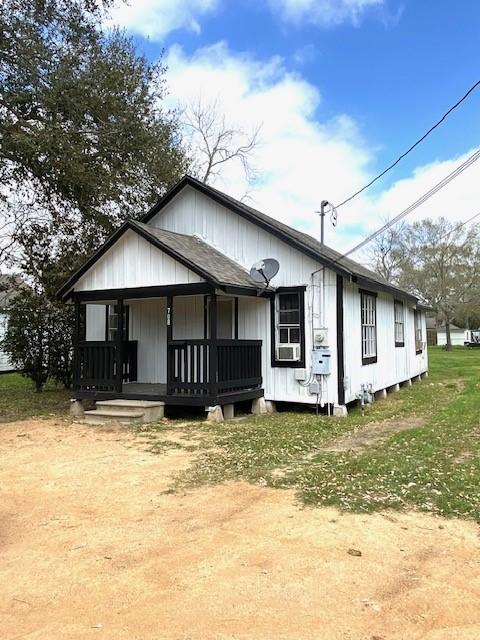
[[165, 43, 479, 256], [165, 42, 374, 250], [270, 0, 385, 27], [107, 0, 219, 40]]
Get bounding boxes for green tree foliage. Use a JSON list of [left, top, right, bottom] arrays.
[[2, 288, 73, 391], [369, 217, 480, 349], [1, 0, 187, 272]]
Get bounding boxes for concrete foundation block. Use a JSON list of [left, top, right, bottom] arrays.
[[375, 388, 387, 400], [223, 403, 235, 420], [389, 383, 400, 393], [403, 379, 412, 387], [265, 400, 277, 414], [252, 397, 268, 415], [421, 371, 429, 379], [206, 405, 224, 423], [333, 404, 348, 417], [70, 399, 84, 418]]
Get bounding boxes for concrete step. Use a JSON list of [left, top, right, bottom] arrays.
[[96, 399, 165, 413], [84, 409, 145, 425], [95, 399, 165, 421]]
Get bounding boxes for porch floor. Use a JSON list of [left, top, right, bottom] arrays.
[[76, 382, 264, 406]]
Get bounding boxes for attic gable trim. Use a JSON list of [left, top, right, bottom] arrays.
[[141, 176, 352, 279], [57, 220, 220, 302]]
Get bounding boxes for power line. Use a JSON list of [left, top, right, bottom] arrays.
[[335, 79, 480, 209], [342, 147, 480, 258], [435, 209, 480, 243]]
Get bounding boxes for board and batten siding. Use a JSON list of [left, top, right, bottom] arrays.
[[150, 186, 341, 405], [129, 295, 205, 384], [75, 229, 204, 292], [342, 283, 428, 403]]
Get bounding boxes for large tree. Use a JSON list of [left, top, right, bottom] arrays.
[[0, 0, 188, 276], [369, 217, 480, 349]]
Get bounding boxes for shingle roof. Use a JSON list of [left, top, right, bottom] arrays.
[[142, 175, 418, 303], [132, 221, 261, 290]]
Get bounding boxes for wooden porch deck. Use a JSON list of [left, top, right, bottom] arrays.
[[74, 381, 264, 406]]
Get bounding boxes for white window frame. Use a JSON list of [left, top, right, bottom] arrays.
[[414, 309, 423, 353], [394, 300, 405, 347], [272, 289, 305, 366], [361, 291, 377, 364]]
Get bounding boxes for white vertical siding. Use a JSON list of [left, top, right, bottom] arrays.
[[129, 298, 167, 383], [151, 186, 343, 405], [74, 183, 430, 406], [343, 283, 428, 403], [150, 187, 320, 288], [75, 229, 204, 292], [172, 296, 205, 339]]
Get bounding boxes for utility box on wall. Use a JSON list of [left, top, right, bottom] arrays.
[[311, 349, 331, 375]]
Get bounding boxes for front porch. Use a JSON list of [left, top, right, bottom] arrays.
[[72, 287, 265, 407]]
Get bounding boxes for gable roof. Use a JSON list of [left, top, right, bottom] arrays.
[[57, 219, 267, 301], [142, 175, 418, 303]]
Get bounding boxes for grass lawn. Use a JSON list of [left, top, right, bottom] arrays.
[[143, 346, 480, 520], [0, 373, 71, 423]]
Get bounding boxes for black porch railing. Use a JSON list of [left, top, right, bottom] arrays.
[[74, 340, 138, 392], [167, 339, 262, 396]]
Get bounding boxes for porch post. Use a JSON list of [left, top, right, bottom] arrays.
[[166, 296, 173, 394], [209, 292, 218, 399], [115, 298, 124, 393], [72, 298, 81, 390]]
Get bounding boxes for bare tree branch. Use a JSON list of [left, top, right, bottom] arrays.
[[182, 97, 261, 185]]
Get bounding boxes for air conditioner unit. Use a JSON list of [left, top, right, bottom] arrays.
[[276, 345, 301, 361]]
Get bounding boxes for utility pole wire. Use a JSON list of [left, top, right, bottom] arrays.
[[341, 147, 480, 259], [335, 79, 480, 209]]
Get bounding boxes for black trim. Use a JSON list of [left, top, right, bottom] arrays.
[[208, 293, 218, 397], [354, 276, 417, 303], [72, 283, 213, 302], [336, 275, 345, 406], [270, 287, 306, 368], [115, 299, 124, 393], [234, 297, 239, 339], [358, 287, 378, 298], [203, 295, 208, 339], [73, 387, 264, 406], [360, 290, 378, 366]]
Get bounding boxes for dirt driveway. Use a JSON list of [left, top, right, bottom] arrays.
[[1, 419, 480, 640]]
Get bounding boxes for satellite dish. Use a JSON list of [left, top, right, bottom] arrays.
[[249, 258, 280, 286]]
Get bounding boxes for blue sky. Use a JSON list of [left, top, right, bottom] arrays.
[[108, 0, 480, 251]]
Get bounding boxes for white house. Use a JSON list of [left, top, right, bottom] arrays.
[[58, 176, 428, 420], [0, 274, 22, 373]]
